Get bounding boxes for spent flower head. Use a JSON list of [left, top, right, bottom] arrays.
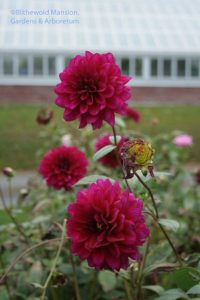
[[120, 138, 154, 178]]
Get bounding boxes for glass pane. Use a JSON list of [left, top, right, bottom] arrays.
[[19, 57, 28, 75], [151, 59, 157, 76], [121, 58, 129, 75], [33, 57, 43, 75], [3, 56, 13, 75], [177, 59, 185, 77], [163, 59, 171, 76], [135, 58, 142, 76], [48, 57, 56, 75], [191, 59, 199, 77]]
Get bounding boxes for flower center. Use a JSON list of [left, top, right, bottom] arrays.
[[58, 159, 69, 171], [96, 223, 104, 232]]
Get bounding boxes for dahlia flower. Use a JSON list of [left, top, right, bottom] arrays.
[[39, 146, 88, 191], [67, 179, 150, 271], [95, 134, 126, 168], [173, 134, 193, 148], [125, 107, 141, 123], [55, 51, 132, 130]]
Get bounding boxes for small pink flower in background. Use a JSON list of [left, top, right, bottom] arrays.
[[173, 134, 193, 148], [39, 146, 88, 191], [67, 179, 150, 271], [125, 107, 141, 123], [95, 134, 126, 168], [61, 134, 72, 147], [55, 51, 131, 130]]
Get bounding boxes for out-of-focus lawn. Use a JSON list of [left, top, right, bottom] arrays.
[[0, 104, 199, 170]]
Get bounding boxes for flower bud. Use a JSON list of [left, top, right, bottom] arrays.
[[2, 167, 15, 178], [36, 108, 53, 125]]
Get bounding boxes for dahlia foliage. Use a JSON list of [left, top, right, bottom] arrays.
[[95, 133, 126, 168]]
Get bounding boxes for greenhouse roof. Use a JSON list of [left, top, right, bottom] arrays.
[[0, 0, 200, 54]]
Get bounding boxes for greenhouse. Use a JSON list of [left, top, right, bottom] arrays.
[[0, 0, 200, 87]]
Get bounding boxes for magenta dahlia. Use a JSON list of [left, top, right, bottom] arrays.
[[55, 51, 132, 130], [67, 179, 150, 270], [39, 146, 88, 191], [95, 134, 126, 168], [126, 107, 141, 123]]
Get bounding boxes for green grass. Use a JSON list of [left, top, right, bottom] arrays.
[[0, 104, 199, 170]]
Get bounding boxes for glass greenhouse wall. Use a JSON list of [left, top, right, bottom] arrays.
[[0, 0, 200, 87]]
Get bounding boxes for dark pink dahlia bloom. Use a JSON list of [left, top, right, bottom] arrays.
[[39, 146, 88, 191], [55, 51, 132, 130], [67, 179, 150, 270], [126, 107, 141, 123], [95, 134, 126, 168]]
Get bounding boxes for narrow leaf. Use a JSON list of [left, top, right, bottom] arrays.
[[143, 285, 164, 295], [187, 284, 200, 294], [93, 145, 116, 161], [158, 219, 180, 232], [109, 135, 122, 145], [75, 175, 114, 186]]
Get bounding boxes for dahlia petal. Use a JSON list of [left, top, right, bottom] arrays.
[[104, 110, 115, 126], [64, 109, 79, 121], [55, 96, 66, 108], [91, 250, 105, 266], [80, 103, 88, 113]]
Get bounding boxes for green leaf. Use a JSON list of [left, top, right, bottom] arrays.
[[109, 135, 122, 145], [144, 262, 179, 275], [93, 145, 116, 161], [75, 175, 115, 186], [187, 284, 200, 295], [171, 267, 200, 291], [154, 171, 173, 178], [143, 285, 164, 295], [154, 288, 188, 300], [98, 270, 117, 292], [115, 116, 126, 128], [158, 218, 180, 232], [30, 282, 44, 289]]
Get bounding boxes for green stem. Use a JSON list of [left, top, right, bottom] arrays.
[[0, 185, 29, 245], [0, 237, 68, 285], [69, 251, 81, 300], [134, 172, 182, 265], [112, 126, 132, 192], [41, 219, 66, 300], [8, 178, 13, 208], [135, 237, 150, 299], [0, 256, 12, 300], [134, 172, 159, 219]]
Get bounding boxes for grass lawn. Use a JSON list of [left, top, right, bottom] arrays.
[[0, 104, 199, 170]]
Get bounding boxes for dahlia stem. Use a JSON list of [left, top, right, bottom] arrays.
[[111, 126, 132, 192], [135, 237, 150, 300], [41, 219, 66, 300], [0, 185, 29, 245], [134, 172, 159, 219], [69, 251, 81, 300], [8, 178, 13, 208], [133, 172, 182, 265], [0, 237, 68, 285]]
